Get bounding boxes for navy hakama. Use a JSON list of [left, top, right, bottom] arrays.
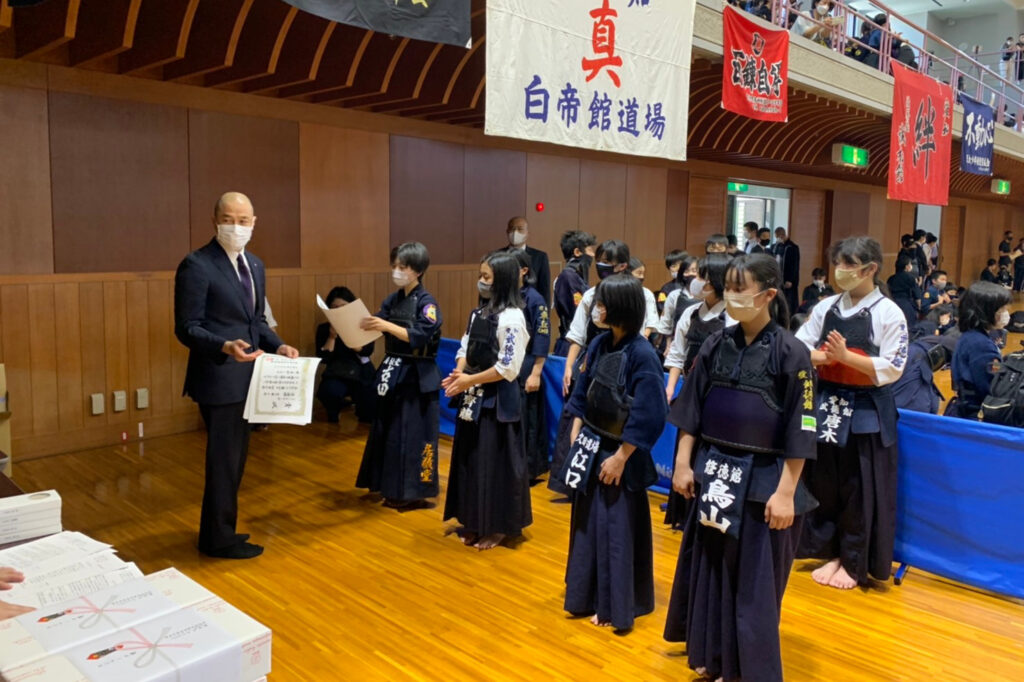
[[523, 389, 549, 480]]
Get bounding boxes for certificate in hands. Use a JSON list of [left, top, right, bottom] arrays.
[[242, 354, 321, 425], [316, 295, 382, 349]]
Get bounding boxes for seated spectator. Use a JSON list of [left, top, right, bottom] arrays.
[[316, 286, 377, 423], [981, 258, 1000, 283], [998, 264, 1014, 287], [863, 13, 904, 70], [791, 0, 841, 46], [800, 267, 834, 312], [845, 22, 872, 62], [950, 282, 1011, 419]]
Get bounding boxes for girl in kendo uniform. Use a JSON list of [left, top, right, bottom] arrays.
[[442, 250, 532, 550], [356, 242, 442, 510], [662, 253, 736, 529], [664, 254, 818, 682], [560, 273, 668, 631], [795, 237, 908, 590]]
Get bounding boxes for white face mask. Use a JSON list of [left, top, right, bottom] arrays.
[[723, 290, 768, 323], [996, 310, 1011, 329], [216, 224, 253, 253], [814, 279, 825, 287], [591, 304, 610, 329], [392, 268, 414, 288], [509, 231, 527, 247], [689, 277, 708, 300], [815, 3, 829, 14]]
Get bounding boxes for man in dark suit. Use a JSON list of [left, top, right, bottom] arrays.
[[174, 192, 298, 559], [773, 227, 801, 314], [507, 216, 551, 306]]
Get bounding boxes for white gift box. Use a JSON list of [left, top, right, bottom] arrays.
[[0, 654, 90, 682], [0, 490, 61, 517], [190, 597, 272, 682]]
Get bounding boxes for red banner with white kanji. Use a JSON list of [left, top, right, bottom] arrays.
[[888, 63, 953, 206], [721, 5, 789, 122]]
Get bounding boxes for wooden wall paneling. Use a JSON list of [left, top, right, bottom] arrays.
[[167, 279, 193, 415], [78, 282, 106, 423], [0, 84, 53, 275], [829, 189, 871, 244], [297, 274, 318, 356], [1, 286, 33, 439], [102, 281, 130, 426], [299, 124, 389, 269], [278, 276, 302, 352], [940, 204, 965, 283], [49, 92, 190, 273], [146, 280, 173, 417], [462, 147, 527, 262], [53, 282, 84, 431], [125, 280, 150, 420], [188, 110, 301, 267], [11, 0, 80, 59], [624, 164, 668, 273], [685, 176, 727, 254], [389, 135, 465, 264], [664, 169, 689, 254], [27, 284, 59, 436], [790, 188, 826, 285], [579, 160, 627, 244], [525, 153, 581, 268]]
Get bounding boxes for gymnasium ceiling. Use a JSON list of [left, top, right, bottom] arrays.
[[3, 0, 1024, 199]]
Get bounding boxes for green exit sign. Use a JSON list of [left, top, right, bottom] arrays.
[[831, 144, 869, 168], [992, 179, 1011, 195], [727, 182, 749, 192]]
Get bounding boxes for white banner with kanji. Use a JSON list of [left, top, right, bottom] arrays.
[[485, 0, 695, 161]]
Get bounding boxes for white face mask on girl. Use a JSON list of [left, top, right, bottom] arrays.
[[216, 224, 252, 253], [996, 310, 1011, 329], [591, 304, 610, 329], [689, 277, 708, 300], [392, 269, 414, 288]]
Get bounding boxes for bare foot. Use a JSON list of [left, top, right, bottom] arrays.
[[828, 565, 858, 590], [589, 614, 611, 627], [812, 558, 841, 586], [474, 533, 506, 550]]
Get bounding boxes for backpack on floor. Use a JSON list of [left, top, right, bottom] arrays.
[[1007, 311, 1024, 334], [893, 335, 952, 414], [980, 349, 1024, 427]]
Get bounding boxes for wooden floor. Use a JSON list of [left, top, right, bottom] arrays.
[[8, 414, 1023, 681]]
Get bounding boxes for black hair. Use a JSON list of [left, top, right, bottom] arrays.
[[926, 232, 938, 244], [895, 254, 914, 272], [595, 239, 630, 265], [930, 269, 947, 282], [629, 257, 644, 272], [958, 281, 1011, 332], [560, 230, 596, 260], [664, 249, 688, 270], [789, 313, 807, 333], [830, 236, 885, 290], [482, 250, 524, 315], [811, 267, 827, 278], [743, 221, 759, 233], [700, 253, 731, 298], [325, 286, 356, 306], [594, 273, 646, 336], [757, 227, 771, 239], [674, 255, 698, 283], [505, 246, 536, 288], [987, 258, 998, 267], [725, 254, 790, 328], [873, 12, 887, 25], [727, 234, 738, 247], [901, 234, 915, 248], [913, 229, 927, 241], [390, 241, 430, 276], [705, 233, 729, 252]]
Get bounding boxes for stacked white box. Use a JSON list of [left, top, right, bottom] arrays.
[[0, 490, 62, 545]]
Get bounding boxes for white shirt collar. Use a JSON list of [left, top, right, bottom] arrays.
[[218, 241, 245, 263], [838, 286, 882, 311]]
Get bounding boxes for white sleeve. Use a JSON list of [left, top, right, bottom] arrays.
[[656, 290, 679, 335], [456, 334, 469, 360], [495, 309, 529, 381], [871, 301, 909, 386], [644, 288, 659, 330], [665, 303, 699, 370], [796, 295, 831, 350], [566, 288, 594, 347]]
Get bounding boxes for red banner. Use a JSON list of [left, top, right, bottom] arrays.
[[721, 5, 789, 122], [888, 63, 953, 206]]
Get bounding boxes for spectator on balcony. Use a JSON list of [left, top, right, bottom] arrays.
[[1016, 33, 1024, 82], [1001, 37, 1015, 82], [845, 22, 871, 62], [864, 14, 903, 70], [791, 0, 842, 47]]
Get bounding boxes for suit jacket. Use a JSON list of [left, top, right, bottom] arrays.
[[525, 245, 552, 307], [777, 239, 801, 287], [174, 239, 284, 405]]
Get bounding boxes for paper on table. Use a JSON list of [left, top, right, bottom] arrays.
[[242, 354, 321, 425], [0, 531, 111, 569], [316, 295, 382, 349]]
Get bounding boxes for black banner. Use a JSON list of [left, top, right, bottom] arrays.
[[283, 0, 471, 48]]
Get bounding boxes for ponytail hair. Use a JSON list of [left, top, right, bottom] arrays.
[[829, 236, 888, 295], [725, 254, 790, 329]]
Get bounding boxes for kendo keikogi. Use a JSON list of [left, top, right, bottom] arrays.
[[356, 284, 442, 504], [562, 333, 667, 631], [664, 323, 818, 682]]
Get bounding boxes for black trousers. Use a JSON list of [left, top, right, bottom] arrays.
[[198, 402, 250, 552]]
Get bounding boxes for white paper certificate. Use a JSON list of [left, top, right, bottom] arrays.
[[316, 295, 382, 349], [242, 355, 321, 425]]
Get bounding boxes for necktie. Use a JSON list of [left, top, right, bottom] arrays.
[[236, 255, 254, 313]]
